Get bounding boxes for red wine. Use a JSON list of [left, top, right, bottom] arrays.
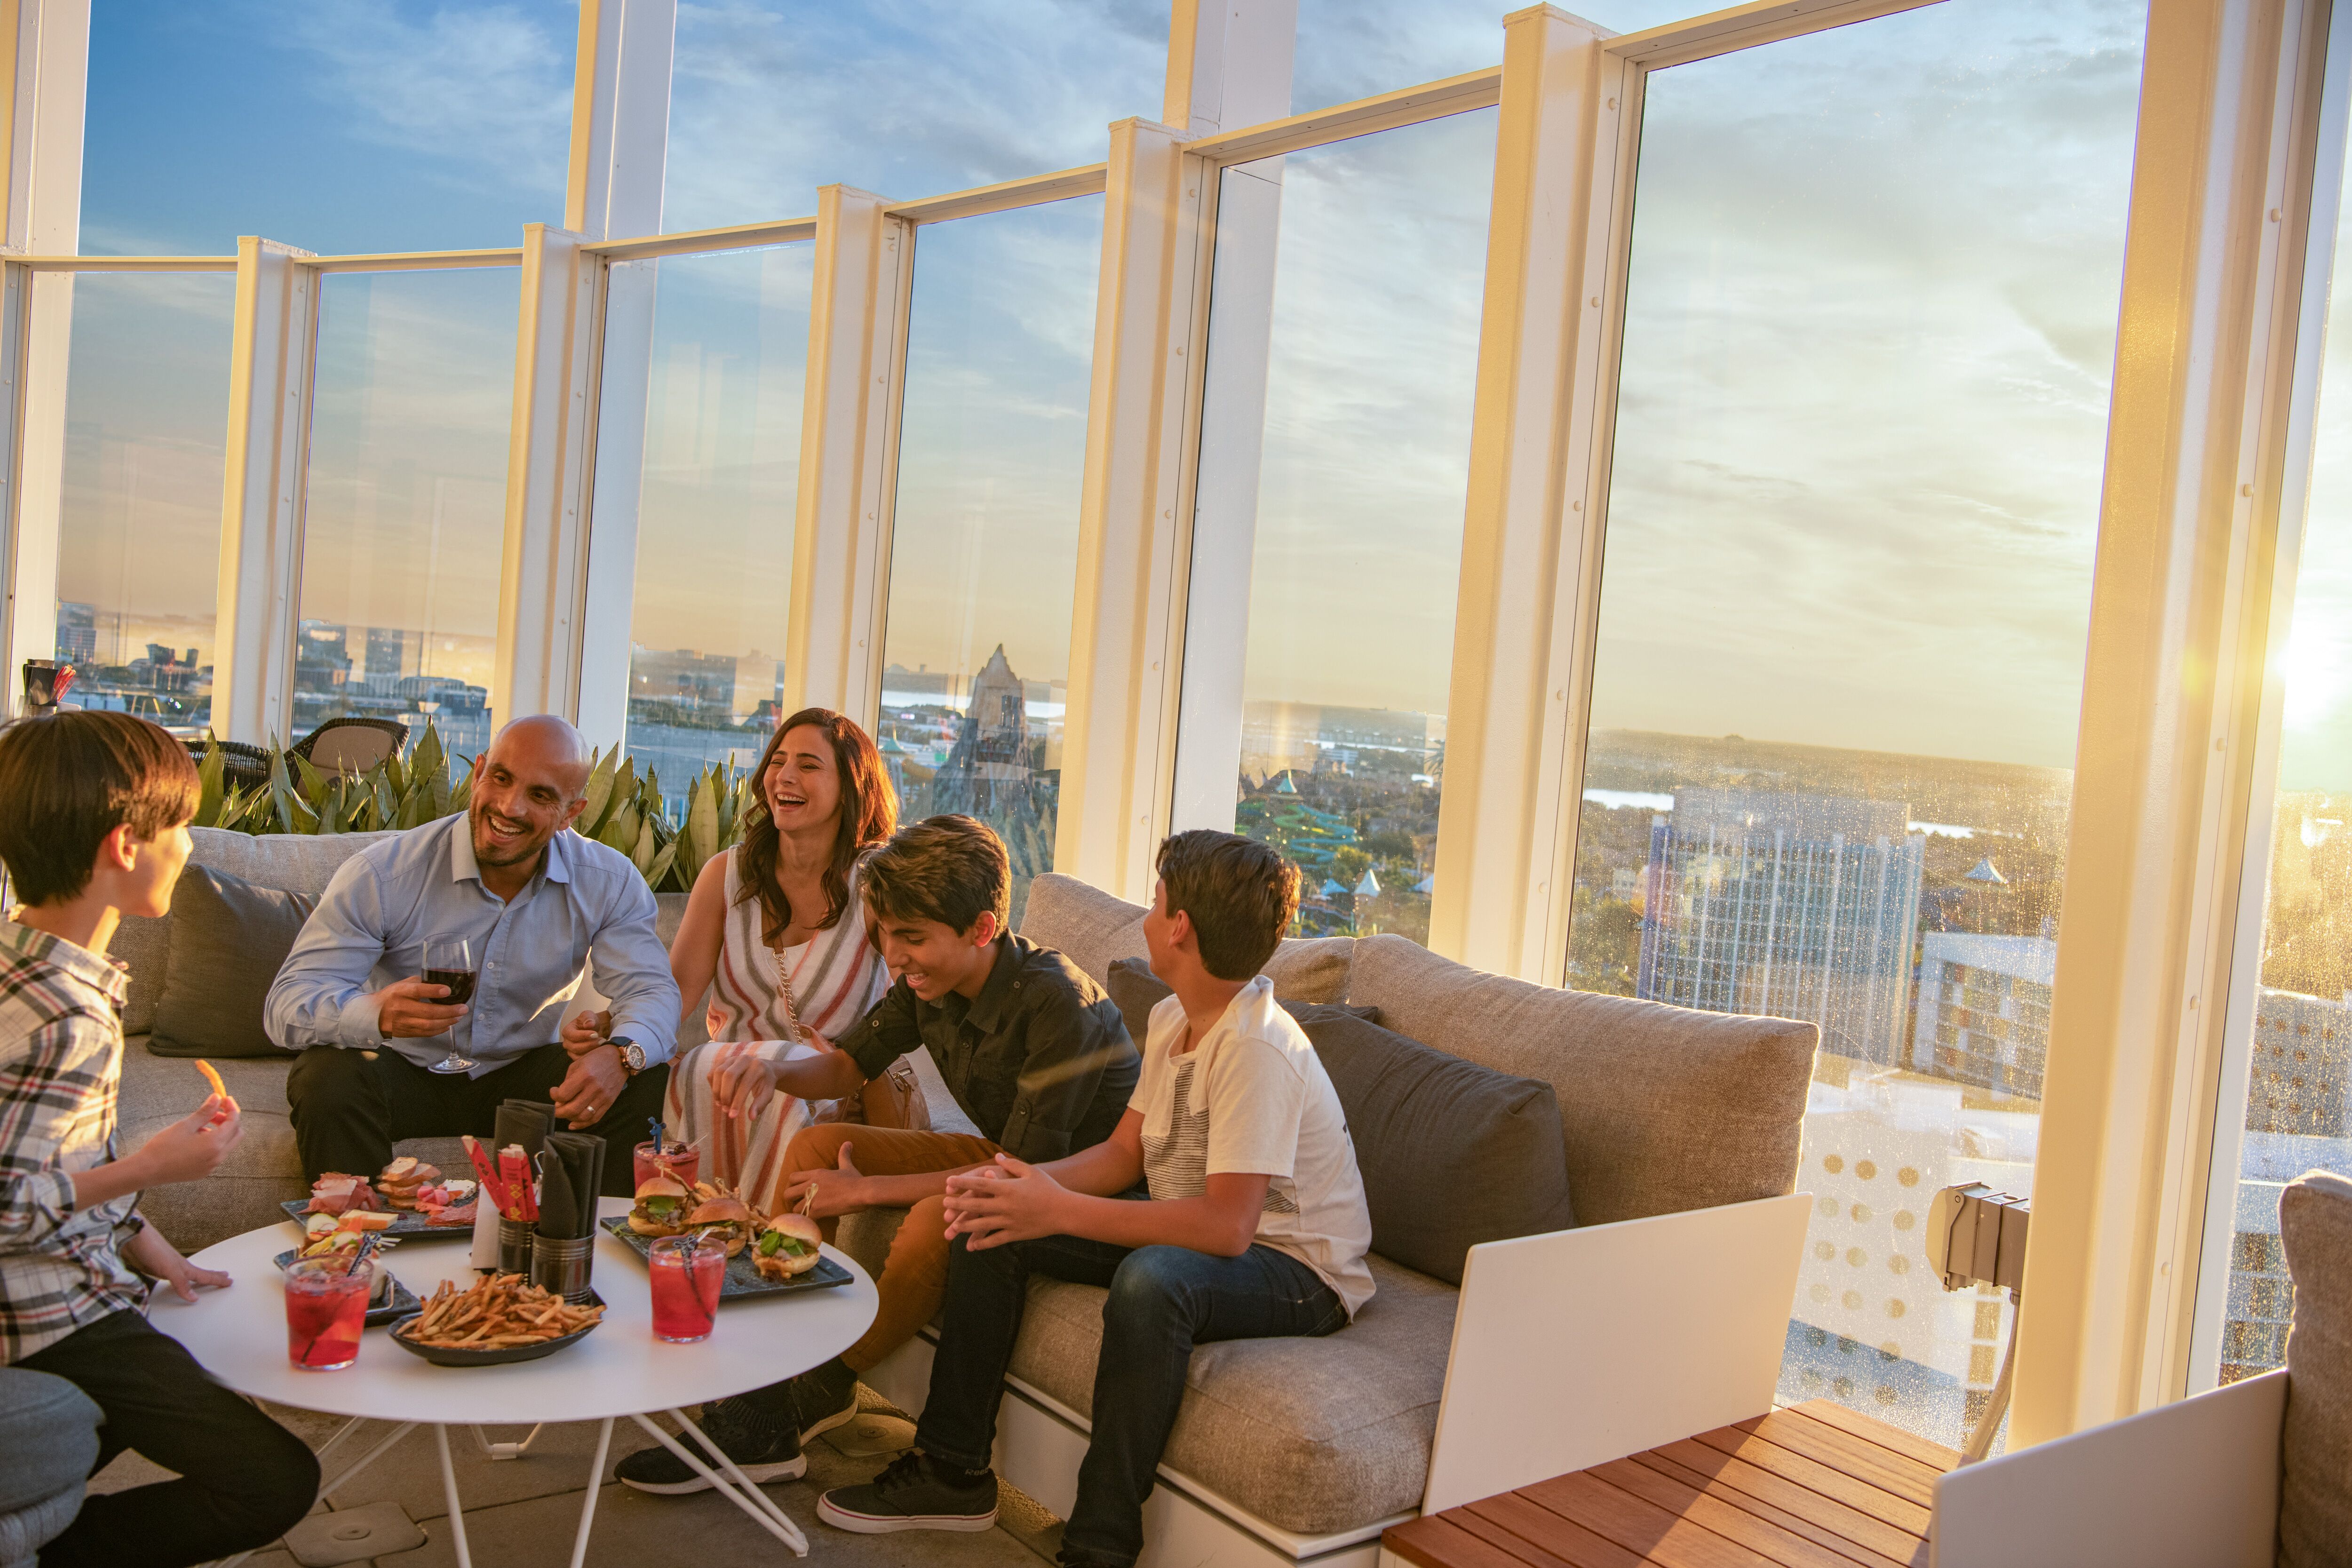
[[425, 968, 477, 1005]]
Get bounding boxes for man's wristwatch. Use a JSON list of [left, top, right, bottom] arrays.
[[609, 1036, 647, 1076]]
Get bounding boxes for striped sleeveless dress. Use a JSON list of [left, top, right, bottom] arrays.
[[660, 847, 890, 1211]]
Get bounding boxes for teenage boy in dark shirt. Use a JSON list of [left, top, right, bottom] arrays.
[[0, 713, 318, 1568], [620, 813, 1140, 1492], [817, 830, 1372, 1568]]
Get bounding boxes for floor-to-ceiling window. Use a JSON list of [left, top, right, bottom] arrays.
[[879, 196, 1103, 918], [51, 272, 235, 736], [295, 267, 520, 760], [1182, 107, 1496, 945], [1561, 0, 2144, 1449], [600, 245, 812, 816]]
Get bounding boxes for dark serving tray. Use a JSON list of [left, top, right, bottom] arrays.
[[386, 1289, 604, 1367], [270, 1251, 424, 1328], [280, 1199, 476, 1242], [598, 1217, 854, 1301]]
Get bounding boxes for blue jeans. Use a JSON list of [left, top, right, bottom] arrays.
[[917, 1231, 1347, 1567]]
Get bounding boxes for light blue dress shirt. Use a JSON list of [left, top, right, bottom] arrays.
[[264, 814, 681, 1077]]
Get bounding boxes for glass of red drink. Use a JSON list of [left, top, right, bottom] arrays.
[[633, 1139, 701, 1191], [648, 1234, 724, 1343], [284, 1256, 373, 1370]]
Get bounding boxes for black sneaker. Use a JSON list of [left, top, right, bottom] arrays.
[[817, 1450, 998, 1533], [615, 1401, 805, 1495], [794, 1357, 861, 1446]]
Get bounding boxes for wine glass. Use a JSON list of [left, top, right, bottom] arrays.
[[421, 934, 478, 1075]]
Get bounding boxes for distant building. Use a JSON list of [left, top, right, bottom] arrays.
[[630, 647, 737, 724], [1910, 933, 2056, 1098], [295, 621, 352, 691], [1637, 790, 1926, 1066], [928, 645, 1031, 817], [56, 601, 96, 666], [365, 626, 410, 681]]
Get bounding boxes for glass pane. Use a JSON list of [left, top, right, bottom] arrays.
[[1564, 1, 2143, 1449], [665, 3, 1168, 231], [53, 272, 235, 736], [1215, 109, 1497, 946], [878, 197, 1103, 919], [83, 3, 572, 255], [296, 269, 520, 760], [2210, 118, 2352, 1385], [601, 246, 813, 816]]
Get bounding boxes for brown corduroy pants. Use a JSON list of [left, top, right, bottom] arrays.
[[781, 1122, 1001, 1372]]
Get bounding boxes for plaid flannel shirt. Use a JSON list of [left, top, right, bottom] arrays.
[[0, 918, 148, 1363]]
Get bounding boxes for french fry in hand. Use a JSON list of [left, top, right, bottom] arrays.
[[193, 1059, 237, 1115]]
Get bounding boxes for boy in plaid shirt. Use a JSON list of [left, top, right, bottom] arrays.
[[0, 712, 316, 1568]]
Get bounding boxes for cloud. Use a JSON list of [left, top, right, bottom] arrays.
[[274, 0, 574, 203]]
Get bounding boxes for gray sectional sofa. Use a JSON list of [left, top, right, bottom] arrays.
[[111, 832, 1820, 1568]]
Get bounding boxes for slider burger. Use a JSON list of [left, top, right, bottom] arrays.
[[752, 1213, 823, 1280], [627, 1172, 692, 1238], [682, 1193, 755, 1257]]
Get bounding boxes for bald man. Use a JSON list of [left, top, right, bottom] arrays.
[[269, 716, 680, 1193]]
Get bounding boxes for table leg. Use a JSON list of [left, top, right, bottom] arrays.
[[568, 1419, 615, 1568], [321, 1420, 421, 1505], [434, 1424, 475, 1568], [625, 1412, 809, 1557], [667, 1407, 805, 1540]]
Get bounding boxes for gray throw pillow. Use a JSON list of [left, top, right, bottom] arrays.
[[2280, 1169, 2352, 1568], [147, 865, 317, 1058], [1105, 956, 1379, 1044], [1293, 1003, 1577, 1284]]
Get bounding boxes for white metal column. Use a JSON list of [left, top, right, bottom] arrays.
[[211, 238, 319, 744], [1065, 0, 1295, 899], [567, 0, 673, 748], [1425, 5, 1632, 978], [0, 0, 84, 716], [782, 184, 905, 722], [1161, 0, 1298, 842], [2015, 0, 2333, 1444], [492, 222, 604, 727], [1057, 119, 1205, 900]]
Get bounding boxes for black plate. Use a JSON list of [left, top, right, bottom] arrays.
[[270, 1252, 422, 1327], [386, 1289, 604, 1367], [280, 1199, 476, 1242], [599, 1217, 854, 1300]]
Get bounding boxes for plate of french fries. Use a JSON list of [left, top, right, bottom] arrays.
[[388, 1273, 605, 1366]]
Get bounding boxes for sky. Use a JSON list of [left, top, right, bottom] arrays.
[[62, 0, 2174, 781]]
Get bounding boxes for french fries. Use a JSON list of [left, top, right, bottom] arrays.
[[394, 1272, 603, 1349], [194, 1059, 229, 1102]]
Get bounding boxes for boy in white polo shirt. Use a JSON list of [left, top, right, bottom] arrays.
[[816, 830, 1371, 1567]]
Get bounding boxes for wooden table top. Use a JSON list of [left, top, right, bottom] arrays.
[[1383, 1401, 1960, 1568]]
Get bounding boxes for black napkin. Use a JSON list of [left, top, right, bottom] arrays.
[[536, 1131, 604, 1240], [493, 1098, 552, 1162]]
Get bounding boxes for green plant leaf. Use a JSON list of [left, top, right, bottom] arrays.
[[195, 741, 225, 829], [646, 840, 680, 891], [291, 753, 333, 812], [580, 747, 618, 836], [599, 799, 641, 855], [382, 748, 406, 796], [412, 723, 444, 783], [630, 813, 658, 875], [682, 770, 720, 887]]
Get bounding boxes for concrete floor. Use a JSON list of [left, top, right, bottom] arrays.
[[89, 1386, 1064, 1568]]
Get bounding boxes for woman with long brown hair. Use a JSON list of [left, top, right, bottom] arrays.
[[576, 708, 898, 1210]]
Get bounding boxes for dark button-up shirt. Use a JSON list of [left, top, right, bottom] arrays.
[[845, 934, 1137, 1164]]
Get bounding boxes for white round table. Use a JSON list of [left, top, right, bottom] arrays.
[[154, 1196, 878, 1566]]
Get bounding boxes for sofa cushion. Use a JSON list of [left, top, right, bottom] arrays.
[[114, 826, 400, 1036], [147, 867, 318, 1057], [1021, 873, 1353, 1002], [1293, 1003, 1574, 1283], [2280, 1169, 2352, 1568], [1011, 1252, 1457, 1534], [1343, 933, 1815, 1227], [1103, 956, 1378, 1053]]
